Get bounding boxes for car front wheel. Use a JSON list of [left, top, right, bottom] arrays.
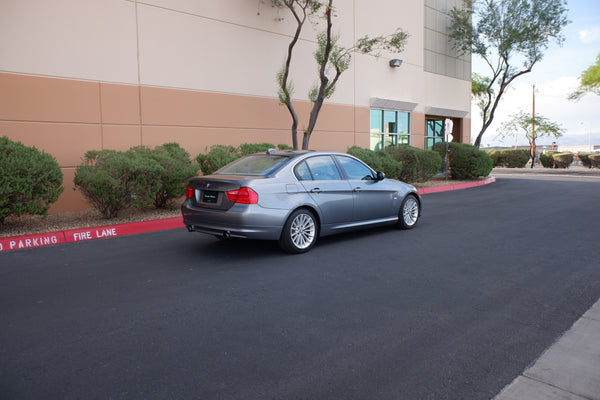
[[398, 194, 419, 230], [279, 209, 318, 254]]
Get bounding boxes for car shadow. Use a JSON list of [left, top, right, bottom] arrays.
[[176, 224, 402, 261]]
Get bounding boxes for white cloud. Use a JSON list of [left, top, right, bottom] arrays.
[[579, 26, 600, 44]]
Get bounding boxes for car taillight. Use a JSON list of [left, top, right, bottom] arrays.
[[186, 185, 195, 199], [226, 187, 258, 204]]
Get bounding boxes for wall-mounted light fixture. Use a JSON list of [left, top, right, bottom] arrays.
[[389, 59, 403, 68]]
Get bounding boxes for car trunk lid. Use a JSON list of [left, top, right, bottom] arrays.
[[187, 176, 263, 210]]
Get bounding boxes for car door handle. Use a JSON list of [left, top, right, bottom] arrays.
[[310, 188, 322, 193], [353, 187, 362, 192]]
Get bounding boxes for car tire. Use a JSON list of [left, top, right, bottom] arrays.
[[278, 209, 318, 254], [398, 194, 419, 230]]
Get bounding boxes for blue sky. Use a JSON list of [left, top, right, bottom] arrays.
[[471, 0, 600, 149]]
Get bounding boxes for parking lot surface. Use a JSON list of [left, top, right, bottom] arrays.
[[1, 174, 599, 399]]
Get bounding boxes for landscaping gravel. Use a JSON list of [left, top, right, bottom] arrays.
[[0, 207, 180, 238]]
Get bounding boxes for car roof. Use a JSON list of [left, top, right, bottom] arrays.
[[260, 150, 347, 157]]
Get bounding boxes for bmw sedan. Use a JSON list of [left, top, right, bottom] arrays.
[[182, 150, 421, 253]]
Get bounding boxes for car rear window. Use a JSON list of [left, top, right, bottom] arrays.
[[217, 155, 291, 176]]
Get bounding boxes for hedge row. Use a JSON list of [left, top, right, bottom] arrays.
[[73, 143, 198, 218], [539, 151, 574, 169], [2, 138, 496, 222], [348, 143, 492, 182], [432, 142, 493, 179], [579, 153, 600, 168], [0, 136, 64, 223], [347, 145, 443, 183], [487, 149, 530, 168]]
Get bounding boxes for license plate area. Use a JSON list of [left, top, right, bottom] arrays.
[[201, 190, 219, 204]]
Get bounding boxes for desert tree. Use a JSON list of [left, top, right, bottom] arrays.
[[499, 110, 564, 167], [268, 0, 408, 149], [568, 53, 600, 101], [448, 0, 569, 148]]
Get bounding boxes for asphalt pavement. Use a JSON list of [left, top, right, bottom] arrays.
[[492, 166, 600, 400], [1, 168, 599, 399]]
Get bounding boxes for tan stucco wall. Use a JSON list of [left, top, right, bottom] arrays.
[[0, 72, 373, 212], [0, 0, 471, 213]]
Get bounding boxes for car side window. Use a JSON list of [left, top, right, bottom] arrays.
[[304, 156, 342, 180], [294, 161, 313, 181], [336, 156, 375, 180]]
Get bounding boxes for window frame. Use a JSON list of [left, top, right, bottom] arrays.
[[370, 108, 411, 151], [425, 118, 446, 150]]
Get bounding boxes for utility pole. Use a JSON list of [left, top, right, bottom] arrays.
[[531, 84, 536, 168]]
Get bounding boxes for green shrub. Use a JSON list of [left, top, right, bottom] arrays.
[[487, 150, 499, 166], [539, 151, 558, 168], [433, 142, 493, 179], [277, 144, 293, 151], [196, 145, 239, 175], [74, 150, 163, 218], [552, 152, 574, 168], [0, 136, 64, 223], [489, 149, 530, 168], [415, 148, 443, 181], [128, 143, 198, 208], [385, 145, 442, 183], [590, 154, 600, 168], [346, 146, 403, 180], [579, 153, 593, 168]]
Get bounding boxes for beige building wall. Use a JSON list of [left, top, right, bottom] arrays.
[[0, 0, 471, 213]]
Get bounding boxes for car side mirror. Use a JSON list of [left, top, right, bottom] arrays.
[[376, 171, 385, 181]]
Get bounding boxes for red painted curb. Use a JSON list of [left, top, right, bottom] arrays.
[[1, 217, 182, 253], [0, 177, 496, 253], [418, 176, 496, 195]]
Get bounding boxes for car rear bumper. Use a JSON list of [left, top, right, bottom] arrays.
[[181, 200, 287, 240]]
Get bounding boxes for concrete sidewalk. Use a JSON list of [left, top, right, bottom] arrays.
[[494, 298, 600, 399], [492, 165, 600, 177]]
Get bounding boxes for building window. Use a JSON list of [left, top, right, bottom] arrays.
[[425, 118, 445, 150], [370, 109, 410, 151]]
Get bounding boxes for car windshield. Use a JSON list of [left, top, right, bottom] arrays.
[[217, 154, 291, 176]]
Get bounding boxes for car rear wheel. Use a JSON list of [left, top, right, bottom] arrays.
[[279, 209, 318, 254], [398, 194, 419, 230]]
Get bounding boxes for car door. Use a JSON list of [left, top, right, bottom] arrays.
[[295, 155, 354, 226], [335, 155, 397, 221]]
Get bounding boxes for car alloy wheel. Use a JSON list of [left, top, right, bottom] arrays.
[[398, 194, 419, 229], [279, 209, 317, 253]]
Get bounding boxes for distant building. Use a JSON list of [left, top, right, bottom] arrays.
[[0, 0, 472, 212], [556, 145, 600, 154]]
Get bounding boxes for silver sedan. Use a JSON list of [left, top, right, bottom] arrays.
[[182, 150, 421, 253]]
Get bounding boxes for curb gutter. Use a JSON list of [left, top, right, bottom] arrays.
[[0, 177, 496, 253]]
